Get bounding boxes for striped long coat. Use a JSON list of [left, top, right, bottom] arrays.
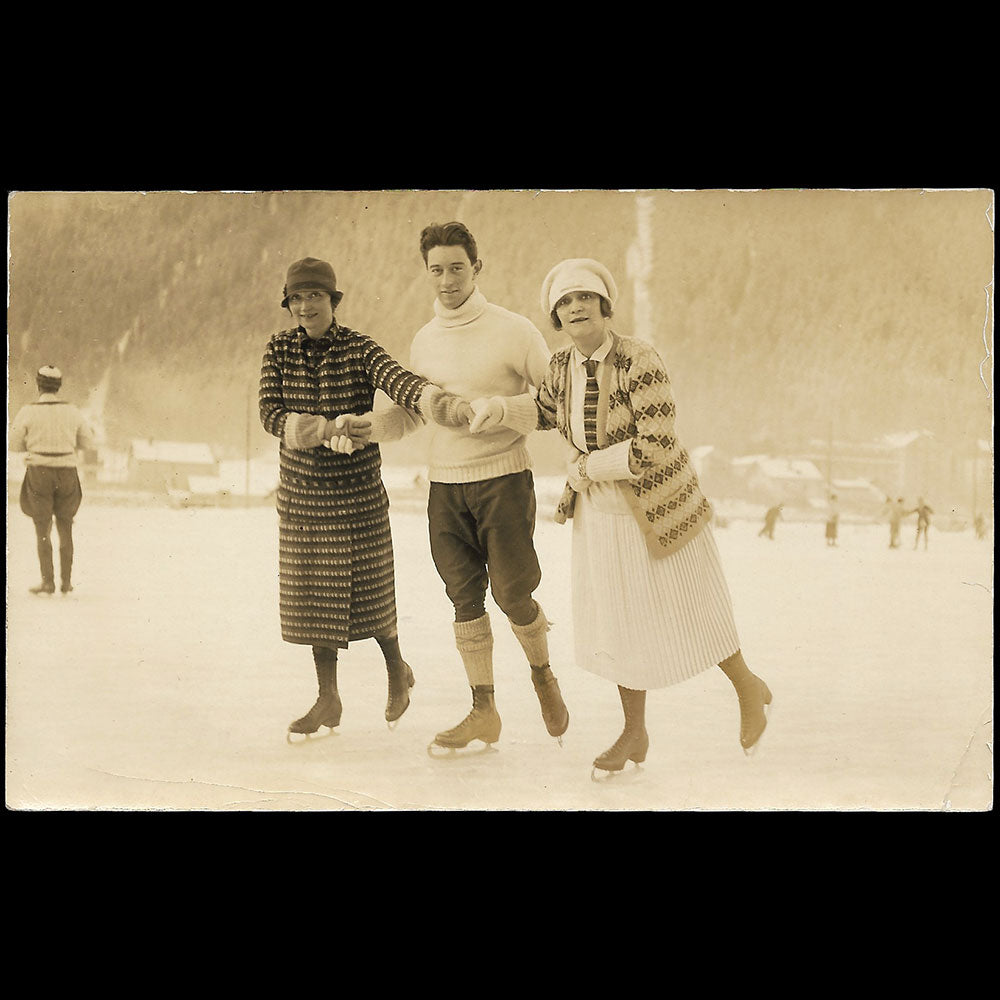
[[259, 324, 427, 650]]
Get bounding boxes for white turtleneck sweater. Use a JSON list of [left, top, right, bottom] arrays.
[[399, 287, 551, 483]]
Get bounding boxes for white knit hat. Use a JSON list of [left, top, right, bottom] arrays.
[[540, 258, 618, 315], [36, 365, 63, 392]]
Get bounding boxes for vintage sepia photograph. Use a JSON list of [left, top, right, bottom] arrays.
[[5, 188, 994, 812]]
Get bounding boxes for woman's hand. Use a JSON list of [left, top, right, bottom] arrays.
[[566, 451, 591, 493], [325, 434, 355, 454], [422, 385, 474, 428], [324, 414, 373, 452]]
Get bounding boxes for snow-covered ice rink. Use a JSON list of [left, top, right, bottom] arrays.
[[5, 484, 993, 812]]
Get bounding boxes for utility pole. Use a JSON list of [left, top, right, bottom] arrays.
[[245, 382, 252, 506], [626, 192, 655, 344], [827, 417, 834, 491]]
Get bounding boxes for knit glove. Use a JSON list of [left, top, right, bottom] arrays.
[[421, 384, 474, 428], [468, 397, 505, 433], [566, 450, 592, 493], [325, 434, 356, 454], [323, 414, 373, 452]]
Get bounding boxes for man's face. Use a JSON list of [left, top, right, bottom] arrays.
[[426, 245, 480, 309], [287, 289, 334, 338]]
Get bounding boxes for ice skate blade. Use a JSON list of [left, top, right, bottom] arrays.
[[591, 761, 642, 783], [286, 726, 340, 745], [426, 740, 499, 759]]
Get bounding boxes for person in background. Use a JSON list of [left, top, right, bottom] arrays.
[[10, 365, 96, 596], [885, 496, 906, 549], [259, 256, 468, 741], [362, 221, 570, 753], [911, 497, 934, 550], [759, 504, 782, 539], [468, 258, 773, 775], [825, 493, 840, 547]]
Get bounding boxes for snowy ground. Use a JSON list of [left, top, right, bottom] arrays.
[[5, 484, 994, 812]]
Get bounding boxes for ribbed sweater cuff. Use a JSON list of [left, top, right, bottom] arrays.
[[284, 412, 327, 450], [420, 384, 471, 428], [586, 439, 637, 482], [366, 406, 423, 443], [499, 393, 540, 436]]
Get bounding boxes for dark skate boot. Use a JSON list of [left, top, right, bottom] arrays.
[[718, 651, 773, 756], [429, 685, 501, 755], [737, 675, 772, 755], [32, 533, 55, 595], [61, 549, 73, 595], [530, 664, 569, 742], [385, 660, 415, 727], [592, 686, 648, 780], [287, 650, 341, 742]]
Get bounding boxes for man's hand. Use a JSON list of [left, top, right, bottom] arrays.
[[468, 397, 505, 434]]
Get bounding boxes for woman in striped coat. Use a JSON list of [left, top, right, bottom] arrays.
[[259, 257, 467, 740], [473, 259, 772, 775]]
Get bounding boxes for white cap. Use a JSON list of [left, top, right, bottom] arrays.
[[540, 258, 618, 315]]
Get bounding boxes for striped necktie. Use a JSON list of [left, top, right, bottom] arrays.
[[583, 358, 599, 451]]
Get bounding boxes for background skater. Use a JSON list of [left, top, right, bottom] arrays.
[[825, 494, 840, 547], [759, 504, 782, 539], [911, 497, 933, 550], [10, 365, 96, 595]]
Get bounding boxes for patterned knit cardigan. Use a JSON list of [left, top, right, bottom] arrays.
[[535, 331, 713, 559]]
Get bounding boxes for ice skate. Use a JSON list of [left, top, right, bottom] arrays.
[[427, 685, 501, 758], [531, 665, 569, 744], [591, 727, 649, 782], [29, 581, 55, 596], [287, 691, 343, 743], [739, 676, 773, 756], [385, 660, 415, 729]]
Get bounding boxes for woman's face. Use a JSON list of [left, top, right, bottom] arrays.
[[554, 290, 607, 352], [287, 289, 334, 338]]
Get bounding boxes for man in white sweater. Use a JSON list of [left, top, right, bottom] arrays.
[[368, 221, 569, 751], [10, 365, 96, 595]]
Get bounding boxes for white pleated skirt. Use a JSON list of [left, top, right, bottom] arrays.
[[571, 492, 741, 690]]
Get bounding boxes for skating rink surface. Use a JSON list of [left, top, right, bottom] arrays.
[[5, 486, 994, 812]]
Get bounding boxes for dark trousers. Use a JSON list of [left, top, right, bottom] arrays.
[[428, 471, 542, 625], [20, 466, 82, 586]]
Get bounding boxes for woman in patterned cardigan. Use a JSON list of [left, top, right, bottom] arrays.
[[259, 257, 467, 741], [473, 259, 772, 775]]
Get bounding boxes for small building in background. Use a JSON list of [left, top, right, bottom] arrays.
[[732, 455, 827, 509], [128, 439, 218, 492]]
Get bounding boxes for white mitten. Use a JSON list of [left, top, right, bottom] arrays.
[[468, 397, 505, 433]]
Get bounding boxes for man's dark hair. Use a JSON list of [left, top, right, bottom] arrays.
[[419, 221, 479, 265]]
